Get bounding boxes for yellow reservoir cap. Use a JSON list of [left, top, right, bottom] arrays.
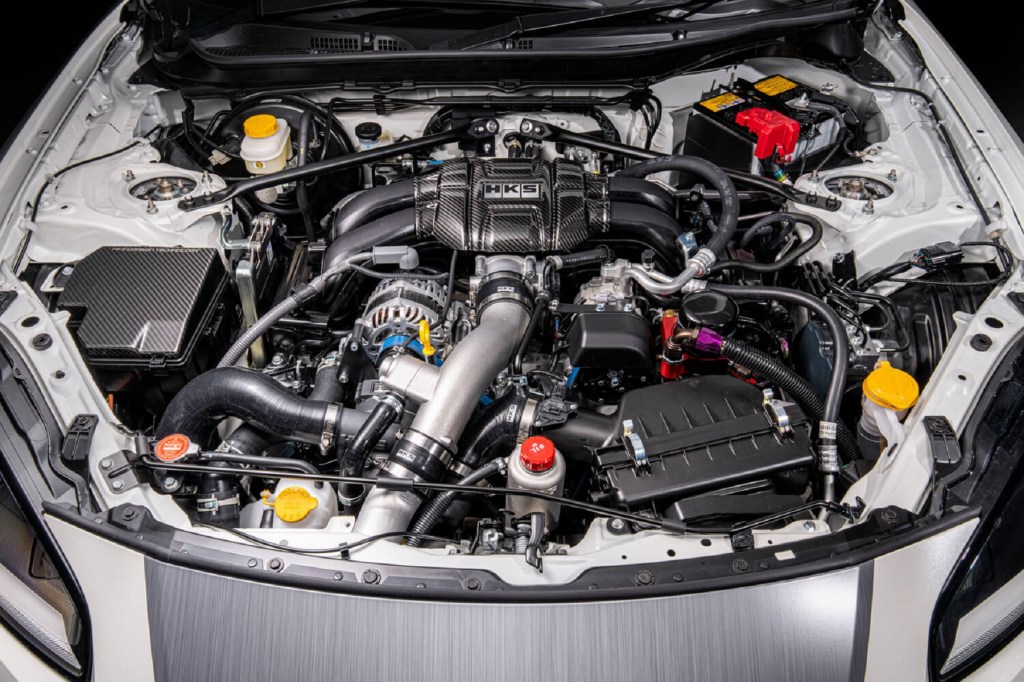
[[243, 114, 280, 139], [863, 361, 919, 410], [273, 486, 319, 523]]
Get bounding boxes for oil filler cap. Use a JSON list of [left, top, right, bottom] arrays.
[[153, 434, 194, 462], [273, 487, 319, 523], [863, 361, 919, 411], [520, 436, 556, 472]]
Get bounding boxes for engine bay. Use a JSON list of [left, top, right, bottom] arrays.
[[6, 13, 1020, 584]]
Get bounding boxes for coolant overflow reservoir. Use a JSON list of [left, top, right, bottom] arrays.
[[240, 114, 291, 175], [858, 362, 919, 459]]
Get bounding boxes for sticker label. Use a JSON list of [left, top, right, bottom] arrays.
[[699, 92, 745, 112], [755, 75, 798, 96]]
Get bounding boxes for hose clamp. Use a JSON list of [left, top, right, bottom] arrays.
[[321, 403, 342, 454]]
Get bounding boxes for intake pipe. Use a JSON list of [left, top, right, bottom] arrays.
[[353, 264, 533, 536], [157, 367, 374, 448]]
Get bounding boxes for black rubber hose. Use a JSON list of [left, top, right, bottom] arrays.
[[296, 111, 317, 242], [328, 181, 415, 240], [601, 202, 688, 268], [618, 156, 738, 257], [406, 458, 504, 546], [718, 337, 859, 463], [308, 361, 345, 403], [339, 395, 404, 507], [512, 292, 550, 374], [706, 284, 848, 480], [709, 213, 824, 274], [457, 392, 530, 469], [322, 209, 417, 272], [157, 367, 362, 448], [220, 425, 276, 458], [548, 246, 611, 270]]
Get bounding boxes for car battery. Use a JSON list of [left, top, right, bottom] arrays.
[[684, 75, 845, 173]]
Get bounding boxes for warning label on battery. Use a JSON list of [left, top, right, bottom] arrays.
[[754, 75, 798, 96], [699, 92, 745, 112]]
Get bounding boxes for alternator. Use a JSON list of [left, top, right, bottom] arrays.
[[359, 278, 446, 350]]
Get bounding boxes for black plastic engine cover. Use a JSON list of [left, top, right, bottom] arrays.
[[592, 376, 815, 509], [414, 158, 609, 252]]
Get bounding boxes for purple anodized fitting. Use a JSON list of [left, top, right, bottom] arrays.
[[692, 327, 724, 355]]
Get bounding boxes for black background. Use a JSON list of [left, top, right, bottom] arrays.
[[0, 4, 1017, 147]]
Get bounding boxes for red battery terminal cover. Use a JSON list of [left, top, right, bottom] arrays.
[[734, 107, 800, 161]]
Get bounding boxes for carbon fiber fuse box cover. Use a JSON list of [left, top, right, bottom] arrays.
[[58, 246, 228, 369]]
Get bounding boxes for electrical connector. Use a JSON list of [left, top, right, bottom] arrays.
[[914, 242, 964, 271]]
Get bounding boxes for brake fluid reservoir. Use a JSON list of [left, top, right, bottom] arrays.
[[507, 436, 566, 529], [240, 114, 291, 175], [858, 361, 919, 459]]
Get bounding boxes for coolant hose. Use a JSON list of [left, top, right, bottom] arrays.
[[338, 394, 405, 508], [618, 155, 739, 258], [157, 367, 364, 448], [406, 458, 505, 547], [457, 392, 530, 469], [709, 213, 824, 274], [704, 284, 849, 499]]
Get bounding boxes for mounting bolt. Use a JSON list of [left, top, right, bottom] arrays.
[[111, 480, 124, 491], [125, 169, 135, 182], [267, 558, 284, 572], [163, 477, 180, 491], [887, 169, 898, 183], [862, 199, 875, 216], [362, 569, 381, 585], [466, 577, 481, 590], [121, 506, 137, 520], [146, 198, 157, 215], [247, 559, 258, 568], [634, 569, 655, 586], [609, 518, 626, 532], [100, 458, 113, 470], [803, 521, 816, 532]]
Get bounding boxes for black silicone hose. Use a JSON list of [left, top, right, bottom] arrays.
[[618, 155, 739, 257], [157, 367, 364, 448], [406, 458, 504, 546], [710, 213, 824, 274], [512, 292, 550, 374], [456, 392, 530, 469], [338, 394, 405, 507], [718, 337, 859, 462], [308, 361, 345, 403]]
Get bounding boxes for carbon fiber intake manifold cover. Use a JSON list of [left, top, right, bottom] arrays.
[[414, 158, 609, 252]]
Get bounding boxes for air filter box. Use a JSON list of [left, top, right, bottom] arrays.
[[684, 75, 845, 173], [57, 246, 229, 374], [592, 375, 815, 510]]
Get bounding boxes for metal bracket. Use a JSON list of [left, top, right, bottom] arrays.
[[98, 450, 140, 494], [622, 419, 649, 470], [762, 389, 794, 436]]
